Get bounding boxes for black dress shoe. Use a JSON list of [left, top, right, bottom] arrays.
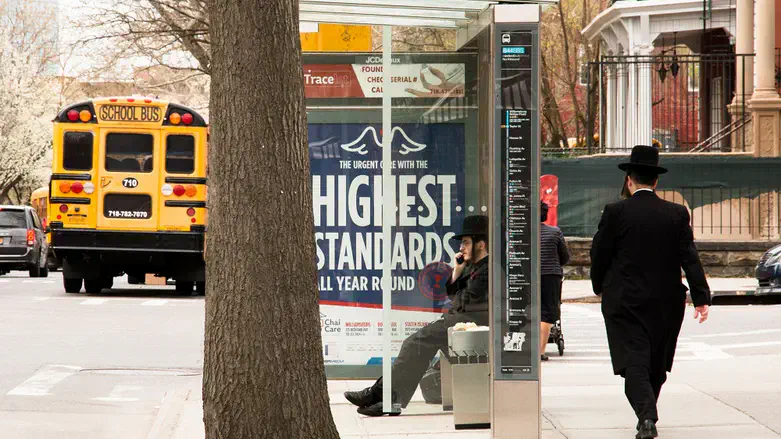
[[635, 420, 658, 439], [357, 401, 401, 417], [344, 387, 377, 408], [541, 354, 549, 361]]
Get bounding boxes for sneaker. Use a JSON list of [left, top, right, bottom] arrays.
[[635, 420, 658, 439], [344, 387, 377, 408], [357, 401, 401, 417]]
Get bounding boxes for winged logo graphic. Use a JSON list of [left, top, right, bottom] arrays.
[[339, 126, 427, 156]]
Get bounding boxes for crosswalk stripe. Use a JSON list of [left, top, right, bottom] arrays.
[[692, 328, 781, 338], [22, 280, 55, 284], [141, 300, 168, 306], [92, 385, 141, 402], [718, 340, 781, 349], [81, 298, 108, 305], [7, 365, 81, 396]]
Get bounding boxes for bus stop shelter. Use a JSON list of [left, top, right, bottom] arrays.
[[300, 2, 552, 438]]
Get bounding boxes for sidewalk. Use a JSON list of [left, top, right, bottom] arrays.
[[563, 277, 759, 301], [172, 353, 781, 439]]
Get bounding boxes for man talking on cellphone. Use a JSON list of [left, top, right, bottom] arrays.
[[343, 215, 489, 417]]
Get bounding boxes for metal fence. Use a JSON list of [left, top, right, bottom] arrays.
[[560, 186, 781, 241], [545, 156, 781, 241], [586, 54, 754, 154]]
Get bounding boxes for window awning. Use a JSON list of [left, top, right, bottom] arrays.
[[299, 0, 555, 29]]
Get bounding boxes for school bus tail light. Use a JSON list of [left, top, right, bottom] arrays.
[[173, 185, 186, 197], [169, 112, 182, 125], [59, 205, 68, 214], [185, 185, 197, 197], [182, 113, 193, 125], [186, 208, 196, 217], [71, 182, 84, 194], [67, 110, 79, 122], [79, 110, 92, 122], [59, 182, 71, 193], [83, 182, 95, 194], [26, 230, 35, 246]]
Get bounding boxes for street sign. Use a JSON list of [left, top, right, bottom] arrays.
[[493, 23, 540, 381]]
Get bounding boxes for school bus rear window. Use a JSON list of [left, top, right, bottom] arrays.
[[63, 132, 93, 171], [166, 135, 195, 174], [105, 133, 154, 173]]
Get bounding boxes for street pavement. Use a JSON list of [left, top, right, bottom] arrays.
[[2, 271, 781, 438], [0, 271, 203, 439]]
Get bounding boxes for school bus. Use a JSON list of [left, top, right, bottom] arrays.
[[30, 186, 59, 270], [49, 97, 207, 295]]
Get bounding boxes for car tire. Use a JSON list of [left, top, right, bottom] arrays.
[[127, 275, 142, 285], [196, 281, 205, 296], [84, 279, 103, 295], [102, 277, 114, 290], [40, 267, 49, 278], [64, 278, 83, 294], [176, 281, 194, 295], [29, 263, 41, 278]]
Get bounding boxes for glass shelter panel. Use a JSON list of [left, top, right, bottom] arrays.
[[306, 22, 494, 424]]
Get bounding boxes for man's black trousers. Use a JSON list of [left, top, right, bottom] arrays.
[[624, 365, 667, 423], [370, 310, 489, 407]]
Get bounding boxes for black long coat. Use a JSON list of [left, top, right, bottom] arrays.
[[590, 191, 711, 377]]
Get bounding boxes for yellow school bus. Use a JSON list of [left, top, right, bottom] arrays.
[[30, 186, 59, 270], [49, 97, 207, 295], [30, 187, 49, 229]]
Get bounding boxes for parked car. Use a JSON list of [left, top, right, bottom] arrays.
[[0, 205, 49, 278], [756, 244, 781, 294]]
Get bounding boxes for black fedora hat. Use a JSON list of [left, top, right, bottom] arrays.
[[452, 215, 488, 240], [618, 145, 668, 174]]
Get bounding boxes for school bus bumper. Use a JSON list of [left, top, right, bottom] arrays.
[[49, 228, 204, 253]]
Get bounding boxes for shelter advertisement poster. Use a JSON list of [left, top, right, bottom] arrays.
[[309, 123, 466, 365], [304, 62, 466, 99]]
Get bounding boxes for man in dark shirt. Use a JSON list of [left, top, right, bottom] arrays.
[[344, 215, 490, 417]]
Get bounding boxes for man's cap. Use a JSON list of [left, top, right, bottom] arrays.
[[617, 145, 668, 174], [452, 215, 489, 240]]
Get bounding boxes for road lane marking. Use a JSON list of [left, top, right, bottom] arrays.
[[141, 300, 168, 306], [81, 298, 108, 305], [93, 385, 142, 402], [22, 280, 55, 284], [32, 297, 50, 302], [7, 365, 81, 396]]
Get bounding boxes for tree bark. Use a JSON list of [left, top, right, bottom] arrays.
[[204, 1, 339, 438]]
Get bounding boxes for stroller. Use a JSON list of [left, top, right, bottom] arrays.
[[546, 278, 565, 356], [547, 320, 565, 356]]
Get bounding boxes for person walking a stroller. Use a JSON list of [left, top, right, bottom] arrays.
[[590, 145, 711, 439], [540, 201, 570, 361]]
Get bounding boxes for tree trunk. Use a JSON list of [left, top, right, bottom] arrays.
[[204, 1, 339, 438]]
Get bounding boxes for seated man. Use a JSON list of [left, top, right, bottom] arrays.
[[344, 215, 490, 416]]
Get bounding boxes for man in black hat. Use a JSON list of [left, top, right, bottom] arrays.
[[590, 145, 711, 439], [344, 215, 490, 417]]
